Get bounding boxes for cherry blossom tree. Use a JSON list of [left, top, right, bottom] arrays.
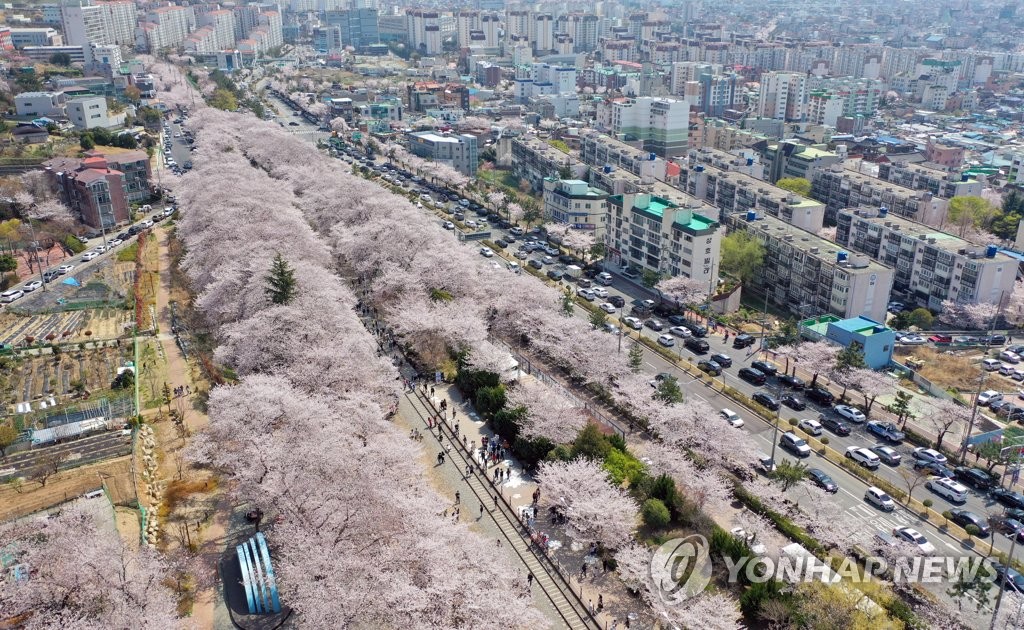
[[1004, 281, 1024, 328], [0, 500, 182, 628], [506, 376, 587, 443], [506, 202, 525, 224], [535, 458, 638, 548], [559, 227, 596, 260], [846, 367, 896, 416], [941, 298, 999, 330], [920, 397, 973, 451], [781, 340, 840, 385], [656, 275, 709, 308]]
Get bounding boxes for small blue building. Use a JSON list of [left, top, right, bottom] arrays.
[[800, 315, 896, 369]]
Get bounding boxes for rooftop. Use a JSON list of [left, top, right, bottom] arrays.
[[829, 316, 892, 337], [840, 207, 1018, 262], [735, 212, 889, 274]]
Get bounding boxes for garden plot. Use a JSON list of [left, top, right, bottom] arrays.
[[0, 308, 132, 347], [1, 344, 132, 407]]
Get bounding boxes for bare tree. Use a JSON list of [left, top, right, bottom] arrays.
[[898, 466, 929, 505]]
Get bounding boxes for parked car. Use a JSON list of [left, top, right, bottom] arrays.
[[578, 288, 596, 301], [546, 270, 564, 281], [871, 445, 902, 466], [914, 460, 955, 478], [57, 264, 74, 274], [820, 416, 851, 436], [929, 334, 952, 343], [948, 510, 991, 537], [953, 466, 997, 490], [990, 561, 1024, 590], [683, 338, 709, 354], [992, 489, 1024, 511], [753, 392, 780, 410], [978, 390, 1004, 406], [0, 289, 24, 303], [23, 280, 42, 292], [834, 404, 866, 423], [805, 387, 835, 405], [669, 326, 692, 338], [622, 317, 643, 330], [645, 319, 665, 331], [781, 394, 806, 411], [81, 251, 98, 262], [866, 421, 906, 443], [599, 302, 617, 314], [807, 468, 838, 493], [609, 296, 625, 308], [738, 367, 766, 385], [732, 334, 756, 349], [778, 374, 806, 389], [797, 418, 822, 436], [720, 409, 743, 428], [751, 360, 777, 376], [657, 334, 675, 347]]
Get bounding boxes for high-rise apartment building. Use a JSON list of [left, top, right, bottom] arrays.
[[811, 164, 947, 225], [610, 97, 690, 158], [406, 9, 441, 55], [756, 72, 807, 122], [555, 13, 598, 53], [324, 8, 379, 50], [137, 5, 194, 53], [533, 13, 553, 54]]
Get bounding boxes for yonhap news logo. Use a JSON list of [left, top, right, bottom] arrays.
[[649, 534, 713, 604]]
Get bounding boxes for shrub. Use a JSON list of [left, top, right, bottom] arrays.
[[788, 418, 798, 426], [820, 437, 829, 446], [710, 526, 752, 565], [739, 579, 790, 619], [474, 385, 506, 419], [641, 499, 671, 529], [604, 448, 646, 485], [922, 499, 933, 509]]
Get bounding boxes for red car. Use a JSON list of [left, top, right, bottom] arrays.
[[928, 334, 952, 343]]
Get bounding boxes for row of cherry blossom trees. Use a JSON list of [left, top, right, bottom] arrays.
[[175, 112, 549, 627]]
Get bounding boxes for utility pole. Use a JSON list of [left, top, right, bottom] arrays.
[[960, 297, 1003, 462]]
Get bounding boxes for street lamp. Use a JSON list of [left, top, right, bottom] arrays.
[[960, 298, 1004, 462], [766, 381, 785, 470]]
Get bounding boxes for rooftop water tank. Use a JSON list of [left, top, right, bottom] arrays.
[[746, 211, 756, 221], [987, 245, 998, 258], [837, 251, 848, 263]]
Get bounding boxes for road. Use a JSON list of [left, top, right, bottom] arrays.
[[265, 91, 328, 143], [306, 133, 1019, 617]]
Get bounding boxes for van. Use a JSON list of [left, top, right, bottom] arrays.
[[0, 289, 24, 303], [732, 333, 756, 349], [983, 359, 1001, 371], [1000, 363, 1016, 376], [564, 265, 582, 279], [597, 272, 613, 286], [865, 486, 895, 512], [926, 477, 968, 503], [846, 446, 881, 470], [1014, 369, 1024, 382]]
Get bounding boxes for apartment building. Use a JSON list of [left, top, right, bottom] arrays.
[[406, 131, 478, 177], [756, 72, 807, 122], [875, 161, 982, 199], [555, 13, 598, 53], [533, 13, 553, 54], [61, 1, 136, 48], [542, 178, 609, 238], [406, 9, 441, 55], [669, 62, 741, 117], [677, 147, 826, 233], [45, 149, 151, 229], [313, 26, 342, 52], [811, 164, 947, 225], [610, 97, 690, 158], [579, 130, 666, 182], [323, 8, 379, 50], [756, 141, 842, 185], [137, 6, 194, 53], [510, 136, 582, 192], [835, 207, 1016, 310], [15, 91, 66, 118], [605, 191, 721, 285], [695, 117, 769, 152], [727, 212, 894, 322]]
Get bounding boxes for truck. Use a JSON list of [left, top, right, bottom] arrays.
[[563, 265, 582, 280], [866, 421, 906, 443]]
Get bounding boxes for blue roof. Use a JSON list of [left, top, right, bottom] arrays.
[[875, 135, 905, 145], [829, 316, 892, 335], [998, 248, 1024, 262]]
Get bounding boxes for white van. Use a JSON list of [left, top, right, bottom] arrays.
[[1013, 369, 1024, 382], [983, 358, 1002, 371], [925, 477, 968, 503], [846, 446, 881, 470], [1000, 363, 1017, 376], [597, 272, 613, 286], [0, 289, 24, 303]]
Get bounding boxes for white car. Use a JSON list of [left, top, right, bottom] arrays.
[[479, 247, 493, 258], [108, 239, 123, 247], [893, 527, 936, 554], [834, 404, 866, 423], [57, 264, 74, 274], [845, 446, 881, 470], [622, 316, 643, 330], [94, 245, 108, 253], [977, 390, 1003, 406], [592, 287, 608, 298], [657, 334, 675, 347], [23, 280, 42, 292], [578, 289, 596, 301], [81, 251, 98, 262], [797, 418, 822, 436], [0, 289, 24, 303], [443, 221, 454, 230], [1000, 351, 1021, 364], [897, 334, 927, 345], [913, 447, 948, 465], [925, 476, 968, 503], [599, 302, 617, 314], [542, 256, 554, 265], [668, 325, 692, 338], [721, 409, 744, 428], [865, 486, 896, 512], [514, 250, 528, 260]]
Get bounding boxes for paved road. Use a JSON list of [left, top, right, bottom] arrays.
[[0, 429, 131, 480]]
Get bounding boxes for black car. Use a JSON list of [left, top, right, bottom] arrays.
[[990, 561, 1024, 590], [820, 416, 852, 436], [667, 315, 688, 326], [751, 360, 778, 377], [115, 232, 129, 241], [989, 399, 1011, 414], [778, 374, 806, 389], [807, 468, 839, 493], [690, 324, 708, 338], [42, 270, 60, 283], [753, 392, 780, 411], [913, 461, 955, 478], [609, 295, 626, 308], [993, 489, 1024, 511], [710, 353, 732, 367], [781, 394, 806, 411], [805, 387, 835, 405], [953, 466, 997, 490], [738, 367, 766, 385], [948, 510, 991, 537], [684, 337, 710, 354], [494, 239, 508, 248], [546, 270, 564, 281], [732, 334, 756, 349], [698, 360, 721, 376], [989, 335, 1008, 346]]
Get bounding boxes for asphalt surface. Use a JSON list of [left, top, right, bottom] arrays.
[[0, 429, 131, 480]]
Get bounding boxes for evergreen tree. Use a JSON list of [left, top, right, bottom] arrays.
[[628, 342, 644, 373], [265, 253, 298, 305]]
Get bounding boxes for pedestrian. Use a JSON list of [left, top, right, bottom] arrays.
[[465, 464, 471, 477], [454, 422, 459, 435], [598, 594, 603, 611], [496, 538, 502, 548], [527, 572, 534, 588], [588, 599, 594, 615], [455, 491, 460, 505], [437, 452, 443, 465], [479, 503, 484, 518], [493, 495, 498, 509], [430, 386, 435, 397], [186, 385, 191, 394], [581, 563, 587, 578], [463, 435, 468, 448], [452, 409, 457, 421]]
